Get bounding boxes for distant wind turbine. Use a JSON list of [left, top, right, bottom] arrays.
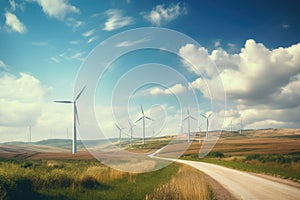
[[135, 104, 153, 145], [240, 117, 243, 135], [183, 109, 197, 143], [115, 123, 124, 148], [128, 120, 135, 146], [200, 113, 212, 140], [198, 125, 201, 143], [54, 86, 86, 154], [28, 126, 31, 144], [230, 120, 233, 132]]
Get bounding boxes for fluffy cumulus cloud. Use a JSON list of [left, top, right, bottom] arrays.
[[0, 72, 75, 142], [0, 73, 49, 128], [150, 84, 187, 96], [103, 9, 134, 31], [182, 39, 300, 129], [29, 0, 79, 20], [143, 3, 187, 26], [5, 12, 27, 33]]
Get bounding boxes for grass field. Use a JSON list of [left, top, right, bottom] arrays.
[[0, 158, 214, 200], [0, 158, 181, 200]]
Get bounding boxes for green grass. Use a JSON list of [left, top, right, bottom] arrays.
[[181, 153, 300, 181], [0, 159, 179, 200]]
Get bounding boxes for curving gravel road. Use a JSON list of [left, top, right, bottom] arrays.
[[175, 159, 300, 200]]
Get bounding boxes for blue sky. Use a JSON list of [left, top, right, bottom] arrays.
[[0, 0, 300, 142]]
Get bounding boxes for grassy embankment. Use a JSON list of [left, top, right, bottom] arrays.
[[0, 158, 212, 200]]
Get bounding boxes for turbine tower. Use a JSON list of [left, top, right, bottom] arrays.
[[240, 117, 243, 135], [115, 123, 124, 148], [183, 109, 197, 143], [128, 120, 135, 146], [28, 126, 31, 144], [200, 113, 212, 140], [54, 86, 86, 154], [198, 125, 201, 143], [135, 104, 153, 145]]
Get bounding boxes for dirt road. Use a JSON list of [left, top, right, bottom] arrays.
[[176, 159, 300, 200]]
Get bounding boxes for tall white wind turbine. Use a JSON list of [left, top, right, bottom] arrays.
[[183, 109, 197, 143], [135, 104, 153, 145], [200, 113, 212, 140], [115, 123, 124, 148], [54, 86, 86, 154]]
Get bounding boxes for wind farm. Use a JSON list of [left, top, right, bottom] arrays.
[[1, 0, 300, 199]]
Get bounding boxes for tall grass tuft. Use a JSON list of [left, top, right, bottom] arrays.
[[146, 165, 212, 200]]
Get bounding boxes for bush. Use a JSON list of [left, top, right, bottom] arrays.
[[80, 175, 100, 189], [209, 151, 225, 158]]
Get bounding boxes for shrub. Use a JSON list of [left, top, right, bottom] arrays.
[[209, 151, 225, 158], [79, 175, 100, 189]]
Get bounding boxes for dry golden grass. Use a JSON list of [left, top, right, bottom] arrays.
[[146, 165, 211, 200], [81, 165, 129, 183]]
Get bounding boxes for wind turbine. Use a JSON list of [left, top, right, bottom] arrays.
[[115, 123, 124, 148], [230, 120, 233, 132], [54, 86, 86, 154], [198, 125, 201, 143], [135, 104, 153, 145], [200, 113, 212, 140], [28, 126, 31, 144], [128, 120, 135, 146], [183, 109, 197, 143], [240, 117, 243, 135]]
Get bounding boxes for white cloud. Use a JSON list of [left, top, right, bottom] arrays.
[[150, 84, 187, 96], [0, 72, 50, 128], [87, 36, 97, 44], [69, 40, 80, 45], [184, 39, 300, 129], [82, 29, 95, 37], [103, 9, 134, 31], [179, 44, 217, 77], [0, 60, 9, 70], [143, 3, 187, 26], [115, 38, 150, 47], [55, 50, 85, 62], [32, 41, 49, 46], [29, 0, 80, 20], [214, 40, 221, 47], [5, 12, 27, 33], [9, 0, 16, 11], [65, 17, 83, 30], [50, 56, 60, 63], [282, 24, 289, 29]]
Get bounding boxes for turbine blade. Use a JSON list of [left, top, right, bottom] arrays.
[[145, 116, 153, 121], [135, 116, 143, 123], [200, 114, 207, 118], [183, 116, 188, 121], [54, 100, 73, 103], [208, 113, 212, 118], [191, 116, 197, 121], [140, 104, 144, 115], [187, 109, 190, 115], [75, 86, 86, 101], [115, 123, 121, 130]]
